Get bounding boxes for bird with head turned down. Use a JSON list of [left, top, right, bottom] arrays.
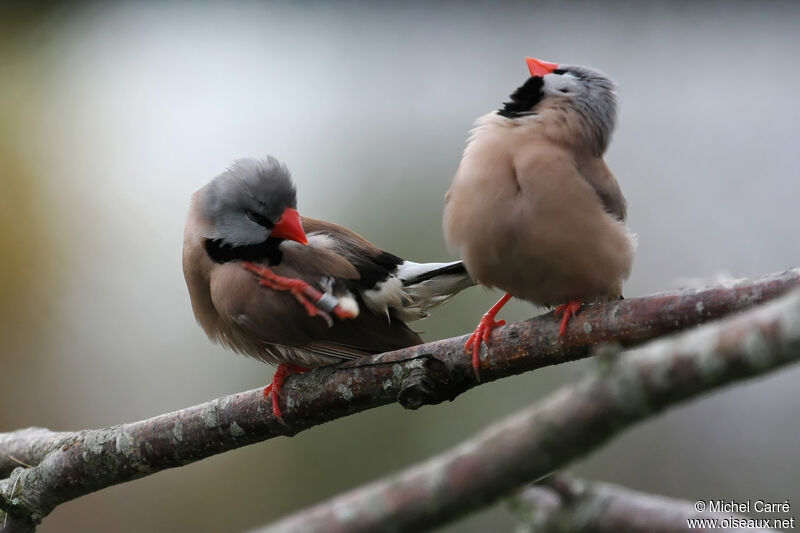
[[443, 57, 636, 380], [183, 157, 475, 421]]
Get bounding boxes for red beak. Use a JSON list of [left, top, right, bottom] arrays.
[[271, 207, 308, 245], [526, 57, 559, 77]]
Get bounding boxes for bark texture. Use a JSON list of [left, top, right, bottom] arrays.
[[0, 269, 798, 530], [256, 287, 800, 532]]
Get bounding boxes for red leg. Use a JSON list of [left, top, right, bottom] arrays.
[[465, 293, 512, 382], [242, 262, 357, 322], [554, 300, 582, 336], [243, 262, 322, 317], [263, 363, 310, 424]]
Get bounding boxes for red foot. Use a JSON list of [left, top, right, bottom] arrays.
[[465, 293, 512, 382], [242, 263, 357, 324], [554, 300, 582, 336], [264, 363, 309, 424]]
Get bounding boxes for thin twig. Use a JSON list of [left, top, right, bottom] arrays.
[[509, 473, 779, 533], [6, 457, 32, 470]]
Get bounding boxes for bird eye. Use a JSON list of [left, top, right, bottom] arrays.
[[247, 211, 273, 228], [559, 88, 570, 93], [552, 69, 567, 75]]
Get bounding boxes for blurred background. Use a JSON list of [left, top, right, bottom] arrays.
[[2, 2, 799, 531]]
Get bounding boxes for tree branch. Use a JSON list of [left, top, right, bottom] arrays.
[[254, 287, 800, 533], [509, 473, 778, 533], [0, 429, 70, 478], [0, 269, 798, 529]]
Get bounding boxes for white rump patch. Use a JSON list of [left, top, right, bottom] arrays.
[[363, 277, 408, 320]]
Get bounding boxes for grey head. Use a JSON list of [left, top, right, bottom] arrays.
[[201, 157, 297, 246], [497, 62, 618, 155]]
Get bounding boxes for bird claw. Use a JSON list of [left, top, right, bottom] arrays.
[[465, 316, 505, 382], [287, 287, 324, 318], [264, 363, 309, 424], [317, 308, 334, 327], [464, 293, 513, 382], [554, 300, 582, 336]]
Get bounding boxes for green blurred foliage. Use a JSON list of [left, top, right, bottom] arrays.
[[0, 5, 58, 347]]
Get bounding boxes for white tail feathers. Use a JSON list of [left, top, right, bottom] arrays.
[[362, 261, 474, 322]]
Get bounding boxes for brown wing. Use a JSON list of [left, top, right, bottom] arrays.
[[580, 158, 627, 222], [301, 217, 383, 254], [208, 241, 422, 366], [278, 238, 360, 281], [301, 216, 411, 304]]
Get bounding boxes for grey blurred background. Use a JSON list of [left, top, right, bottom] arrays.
[[1, 2, 799, 532]]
